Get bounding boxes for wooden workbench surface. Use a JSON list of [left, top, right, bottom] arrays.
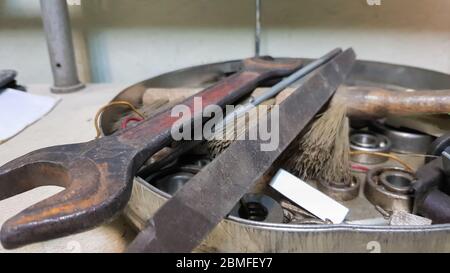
[[0, 84, 135, 253]]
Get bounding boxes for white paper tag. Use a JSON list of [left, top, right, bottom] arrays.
[[270, 169, 349, 223], [0, 89, 60, 142]]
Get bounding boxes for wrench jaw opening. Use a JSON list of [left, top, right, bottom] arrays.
[[0, 146, 77, 201], [0, 144, 134, 249]]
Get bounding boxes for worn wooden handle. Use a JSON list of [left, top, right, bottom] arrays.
[[143, 86, 450, 120], [336, 86, 450, 118]]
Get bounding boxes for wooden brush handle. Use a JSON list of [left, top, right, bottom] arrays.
[[143, 86, 450, 119], [336, 86, 450, 118]]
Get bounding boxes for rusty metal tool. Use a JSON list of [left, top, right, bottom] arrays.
[[0, 57, 303, 249], [126, 48, 356, 253]]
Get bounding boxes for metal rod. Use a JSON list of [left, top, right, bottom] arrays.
[[40, 0, 85, 93], [214, 48, 343, 130], [253, 48, 342, 105], [255, 0, 261, 57]]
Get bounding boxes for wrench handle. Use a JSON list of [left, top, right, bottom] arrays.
[[117, 58, 303, 166]]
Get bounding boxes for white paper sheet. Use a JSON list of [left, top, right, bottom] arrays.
[[0, 89, 60, 142], [270, 169, 349, 224]]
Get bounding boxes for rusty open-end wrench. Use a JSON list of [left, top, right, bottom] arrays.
[[0, 58, 302, 249]]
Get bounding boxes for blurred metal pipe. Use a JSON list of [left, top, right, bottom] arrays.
[[40, 0, 85, 93], [255, 0, 261, 56]]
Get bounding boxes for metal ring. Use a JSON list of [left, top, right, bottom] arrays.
[[364, 167, 416, 213], [229, 193, 284, 223], [317, 176, 360, 201], [350, 131, 391, 164], [350, 133, 379, 148], [370, 121, 435, 154], [379, 170, 415, 194]]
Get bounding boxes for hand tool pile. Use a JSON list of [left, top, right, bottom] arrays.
[[1, 47, 450, 253]]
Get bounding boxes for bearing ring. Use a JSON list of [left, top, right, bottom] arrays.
[[350, 131, 391, 164], [317, 176, 360, 201], [370, 121, 434, 154], [364, 167, 416, 213], [229, 193, 284, 223]]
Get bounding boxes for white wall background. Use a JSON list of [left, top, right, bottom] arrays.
[[1, 0, 449, 85]]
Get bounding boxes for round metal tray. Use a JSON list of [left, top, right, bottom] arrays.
[[101, 58, 450, 252]]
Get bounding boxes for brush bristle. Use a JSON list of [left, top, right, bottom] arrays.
[[208, 105, 271, 157], [284, 101, 352, 185]]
